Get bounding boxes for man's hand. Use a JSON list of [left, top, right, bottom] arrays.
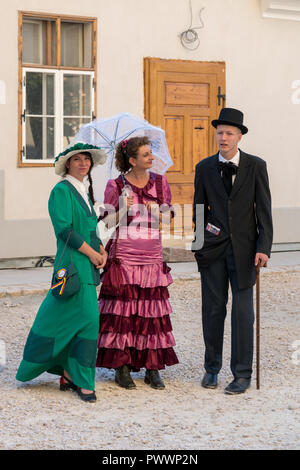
[[255, 252, 269, 267]]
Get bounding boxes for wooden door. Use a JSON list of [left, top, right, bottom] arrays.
[[144, 58, 226, 237]]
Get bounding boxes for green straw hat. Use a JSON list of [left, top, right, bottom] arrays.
[[54, 142, 107, 176]]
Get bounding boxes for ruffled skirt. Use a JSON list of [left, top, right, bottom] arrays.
[[96, 258, 179, 371]]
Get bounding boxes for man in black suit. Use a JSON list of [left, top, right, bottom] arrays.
[[192, 108, 273, 394]]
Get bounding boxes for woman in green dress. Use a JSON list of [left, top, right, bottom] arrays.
[[16, 143, 108, 402]]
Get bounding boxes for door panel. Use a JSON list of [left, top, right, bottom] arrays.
[[165, 82, 209, 107], [192, 117, 209, 167], [164, 116, 183, 173]]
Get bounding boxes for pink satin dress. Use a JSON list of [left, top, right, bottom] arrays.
[[96, 172, 179, 371]]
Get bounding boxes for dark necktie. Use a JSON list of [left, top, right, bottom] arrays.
[[218, 161, 238, 195]]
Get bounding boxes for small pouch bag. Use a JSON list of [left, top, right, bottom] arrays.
[[51, 232, 80, 299]]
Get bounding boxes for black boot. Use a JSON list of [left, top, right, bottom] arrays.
[[224, 378, 251, 395], [144, 370, 165, 389], [115, 365, 136, 389], [201, 372, 218, 389]]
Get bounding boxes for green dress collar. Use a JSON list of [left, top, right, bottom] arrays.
[[61, 180, 96, 218]]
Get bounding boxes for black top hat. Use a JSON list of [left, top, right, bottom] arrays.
[[211, 108, 248, 134]]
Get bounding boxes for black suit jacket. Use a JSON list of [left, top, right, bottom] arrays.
[[192, 150, 273, 289]]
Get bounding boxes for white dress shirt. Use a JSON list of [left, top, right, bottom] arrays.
[[65, 174, 91, 212], [218, 150, 240, 184]]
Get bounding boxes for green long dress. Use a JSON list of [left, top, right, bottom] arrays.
[[16, 180, 102, 391]]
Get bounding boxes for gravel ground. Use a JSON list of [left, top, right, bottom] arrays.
[[0, 270, 299, 450]]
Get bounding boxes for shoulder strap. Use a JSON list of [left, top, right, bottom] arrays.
[[115, 174, 125, 195], [55, 231, 73, 269]]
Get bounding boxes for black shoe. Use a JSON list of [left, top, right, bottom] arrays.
[[115, 365, 136, 389], [224, 378, 251, 395], [201, 373, 218, 389], [59, 375, 78, 392], [76, 388, 97, 403], [144, 370, 165, 389]]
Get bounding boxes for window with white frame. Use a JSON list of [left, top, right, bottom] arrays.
[[19, 12, 97, 166]]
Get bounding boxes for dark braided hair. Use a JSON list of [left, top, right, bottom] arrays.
[[81, 152, 96, 205], [87, 171, 95, 205], [115, 136, 150, 173]]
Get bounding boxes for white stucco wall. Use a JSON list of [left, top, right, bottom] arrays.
[[0, 0, 299, 259]]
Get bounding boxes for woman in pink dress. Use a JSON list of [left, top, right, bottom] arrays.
[[96, 136, 179, 389]]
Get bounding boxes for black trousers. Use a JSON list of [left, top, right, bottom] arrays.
[[200, 243, 254, 379]]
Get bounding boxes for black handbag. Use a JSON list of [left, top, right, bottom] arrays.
[[51, 232, 80, 299]]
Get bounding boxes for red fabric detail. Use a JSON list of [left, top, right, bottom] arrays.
[[100, 257, 123, 287], [122, 172, 156, 195], [162, 262, 171, 274], [100, 259, 172, 290], [96, 347, 179, 371], [99, 284, 170, 300], [98, 298, 173, 318], [99, 313, 173, 335], [115, 174, 125, 196], [102, 237, 113, 254]]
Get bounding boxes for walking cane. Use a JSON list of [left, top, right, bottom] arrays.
[[256, 265, 260, 390]]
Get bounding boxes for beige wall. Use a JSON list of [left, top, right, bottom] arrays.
[[0, 0, 300, 260]]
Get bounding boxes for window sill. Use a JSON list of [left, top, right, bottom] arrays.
[[18, 161, 54, 168]]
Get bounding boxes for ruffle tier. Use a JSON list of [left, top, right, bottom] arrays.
[[99, 313, 172, 335], [96, 347, 179, 371], [101, 259, 172, 288], [100, 284, 170, 300], [100, 259, 172, 300], [99, 298, 172, 318], [98, 330, 176, 350]]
